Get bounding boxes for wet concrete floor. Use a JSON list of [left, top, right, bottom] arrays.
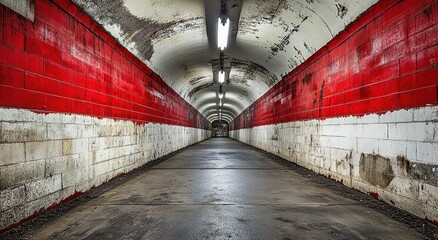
[[27, 138, 422, 239]]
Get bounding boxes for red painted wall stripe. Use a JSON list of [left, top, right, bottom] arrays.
[[0, 0, 210, 129], [230, 0, 438, 130]]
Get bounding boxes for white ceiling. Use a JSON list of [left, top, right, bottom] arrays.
[[72, 0, 378, 123]]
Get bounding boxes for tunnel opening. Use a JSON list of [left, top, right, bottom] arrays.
[[212, 119, 229, 137]]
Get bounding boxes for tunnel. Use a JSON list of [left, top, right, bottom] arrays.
[[0, 0, 437, 238]]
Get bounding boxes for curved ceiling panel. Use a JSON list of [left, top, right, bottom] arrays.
[[72, 0, 377, 123], [204, 106, 237, 119], [208, 114, 233, 123], [234, 0, 378, 78]]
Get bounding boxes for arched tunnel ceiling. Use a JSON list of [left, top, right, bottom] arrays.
[[72, 0, 378, 122]]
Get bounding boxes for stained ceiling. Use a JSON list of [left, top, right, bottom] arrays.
[[72, 0, 378, 123]]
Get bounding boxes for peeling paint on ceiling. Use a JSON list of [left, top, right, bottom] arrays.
[[72, 0, 378, 123]]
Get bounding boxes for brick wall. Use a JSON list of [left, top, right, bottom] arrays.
[[0, 0, 211, 231], [0, 108, 210, 230], [230, 0, 437, 129], [230, 106, 438, 222], [230, 0, 438, 223], [0, 0, 209, 128]]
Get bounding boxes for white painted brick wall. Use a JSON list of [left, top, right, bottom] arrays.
[[25, 175, 62, 202], [0, 108, 211, 230], [417, 142, 438, 164], [230, 105, 438, 221], [1, 122, 48, 142], [1, 161, 45, 189], [25, 141, 63, 161], [0, 143, 25, 166], [0, 186, 25, 212]]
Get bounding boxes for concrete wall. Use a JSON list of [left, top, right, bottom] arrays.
[[230, 106, 438, 221], [230, 0, 438, 223], [1, 108, 210, 230], [0, 0, 211, 231]]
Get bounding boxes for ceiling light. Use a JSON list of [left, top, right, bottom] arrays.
[[218, 93, 224, 99], [218, 18, 229, 50]]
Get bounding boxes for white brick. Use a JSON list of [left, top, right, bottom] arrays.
[[62, 139, 89, 155], [25, 175, 62, 201], [357, 138, 378, 154], [48, 123, 81, 140], [331, 136, 355, 150], [93, 161, 111, 177], [356, 113, 379, 124], [80, 124, 94, 138], [0, 143, 25, 166], [416, 142, 438, 164], [71, 138, 89, 154], [0, 108, 37, 122], [62, 167, 90, 188], [388, 122, 435, 142], [0, 185, 25, 212], [94, 149, 109, 163], [379, 109, 413, 123], [413, 106, 438, 122], [362, 123, 387, 139], [74, 114, 95, 125], [321, 124, 354, 137], [0, 122, 47, 142], [25, 141, 62, 161], [89, 138, 99, 151], [321, 125, 336, 136], [0, 160, 45, 189], [322, 117, 344, 126], [73, 153, 90, 169], [35, 112, 74, 124], [330, 148, 352, 161], [378, 139, 407, 158], [45, 155, 77, 176], [37, 114, 61, 124], [407, 141, 417, 161]]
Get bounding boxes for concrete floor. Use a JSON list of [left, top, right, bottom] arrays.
[[28, 138, 421, 240]]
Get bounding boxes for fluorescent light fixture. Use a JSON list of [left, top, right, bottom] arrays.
[[218, 18, 229, 50], [218, 70, 225, 83], [218, 93, 224, 99], [219, 100, 222, 106]]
